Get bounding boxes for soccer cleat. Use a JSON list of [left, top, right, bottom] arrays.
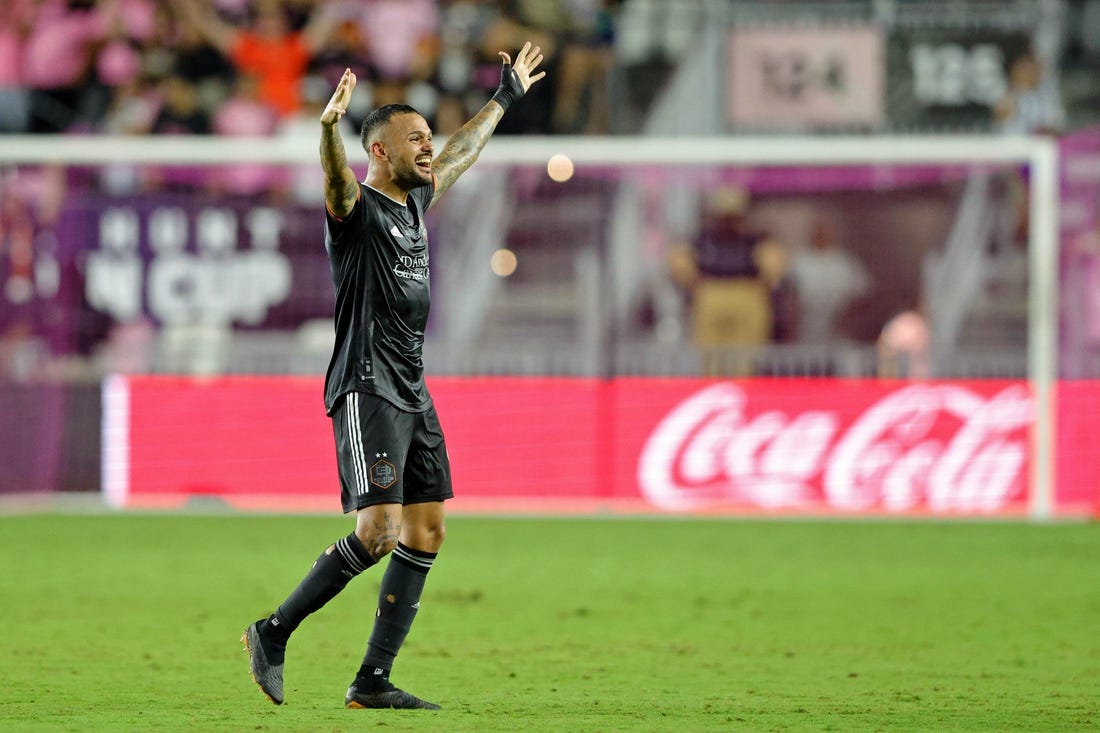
[[345, 680, 441, 710], [241, 620, 285, 705]]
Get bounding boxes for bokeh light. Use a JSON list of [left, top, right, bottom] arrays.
[[490, 248, 518, 277], [546, 154, 574, 183]]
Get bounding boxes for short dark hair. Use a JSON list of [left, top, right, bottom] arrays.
[[360, 104, 422, 150]]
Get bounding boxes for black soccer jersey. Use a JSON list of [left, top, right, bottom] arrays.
[[323, 180, 435, 415]]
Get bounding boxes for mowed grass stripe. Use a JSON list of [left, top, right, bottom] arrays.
[[0, 515, 1096, 732]]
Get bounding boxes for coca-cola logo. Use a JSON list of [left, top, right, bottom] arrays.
[[638, 383, 1033, 513]]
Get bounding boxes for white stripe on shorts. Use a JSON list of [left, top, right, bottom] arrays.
[[346, 393, 369, 495]]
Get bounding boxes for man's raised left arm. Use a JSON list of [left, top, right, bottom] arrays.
[[430, 42, 546, 207]]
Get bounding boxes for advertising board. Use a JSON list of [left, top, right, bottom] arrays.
[[103, 375, 1099, 516]]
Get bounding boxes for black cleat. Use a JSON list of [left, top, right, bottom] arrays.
[[345, 680, 441, 710], [241, 620, 285, 705]]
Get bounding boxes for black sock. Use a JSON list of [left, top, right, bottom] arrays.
[[264, 533, 375, 644], [357, 542, 436, 682]]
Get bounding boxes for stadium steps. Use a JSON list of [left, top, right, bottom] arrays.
[[479, 180, 615, 343], [956, 251, 1029, 349]]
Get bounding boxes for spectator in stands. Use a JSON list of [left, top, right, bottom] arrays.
[[484, 0, 623, 135], [550, 0, 619, 134], [22, 0, 106, 132], [95, 37, 143, 93], [96, 0, 158, 78], [90, 0, 158, 124], [152, 74, 212, 135], [878, 309, 930, 379], [211, 72, 283, 197], [994, 49, 1065, 136], [787, 218, 870, 345], [307, 14, 371, 92], [128, 73, 217, 192], [667, 186, 779, 370], [27, 0, 152, 132], [176, 0, 337, 118], [432, 0, 505, 134], [995, 49, 1065, 248], [162, 4, 236, 109], [474, 1, 559, 134], [754, 233, 797, 344], [98, 74, 159, 135], [351, 0, 441, 112], [0, 0, 33, 133]]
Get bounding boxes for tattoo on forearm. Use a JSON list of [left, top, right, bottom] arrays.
[[320, 124, 348, 178], [431, 105, 504, 204], [320, 124, 357, 212]]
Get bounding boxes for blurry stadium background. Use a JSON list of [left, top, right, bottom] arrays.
[[1, 0, 1098, 519]]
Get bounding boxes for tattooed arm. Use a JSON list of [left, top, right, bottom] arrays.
[[429, 105, 505, 207], [430, 42, 546, 208], [320, 68, 360, 218]]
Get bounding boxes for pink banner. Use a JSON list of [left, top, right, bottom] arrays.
[[1059, 127, 1100, 377], [1056, 380, 1100, 510], [106, 376, 1099, 516], [728, 25, 885, 129]]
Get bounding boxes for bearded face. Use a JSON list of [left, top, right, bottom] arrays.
[[384, 114, 434, 190]]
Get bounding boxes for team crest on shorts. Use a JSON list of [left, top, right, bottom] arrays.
[[370, 458, 397, 489]]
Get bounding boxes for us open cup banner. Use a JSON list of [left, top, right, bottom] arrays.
[[102, 376, 1099, 516]]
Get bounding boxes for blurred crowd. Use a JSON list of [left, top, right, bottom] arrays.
[[0, 0, 621, 138]]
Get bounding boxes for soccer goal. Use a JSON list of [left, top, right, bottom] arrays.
[[0, 133, 1064, 518]]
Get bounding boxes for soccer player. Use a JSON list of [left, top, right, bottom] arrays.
[[242, 42, 546, 710]]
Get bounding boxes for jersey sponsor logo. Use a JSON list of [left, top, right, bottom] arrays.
[[393, 253, 430, 281], [370, 459, 397, 489]]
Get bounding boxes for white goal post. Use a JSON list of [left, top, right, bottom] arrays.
[[0, 133, 1059, 518]]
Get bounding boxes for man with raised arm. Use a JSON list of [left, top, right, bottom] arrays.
[[242, 43, 546, 710]]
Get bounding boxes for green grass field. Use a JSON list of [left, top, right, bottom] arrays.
[[1, 513, 1097, 732]]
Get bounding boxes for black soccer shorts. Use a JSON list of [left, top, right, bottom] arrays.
[[331, 391, 454, 513]]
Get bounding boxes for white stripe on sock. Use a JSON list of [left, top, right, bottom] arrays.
[[336, 536, 368, 574], [393, 545, 434, 570]]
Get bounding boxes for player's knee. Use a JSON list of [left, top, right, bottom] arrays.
[[427, 520, 445, 549], [408, 519, 445, 553]]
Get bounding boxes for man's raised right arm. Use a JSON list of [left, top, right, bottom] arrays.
[[320, 68, 359, 219]]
